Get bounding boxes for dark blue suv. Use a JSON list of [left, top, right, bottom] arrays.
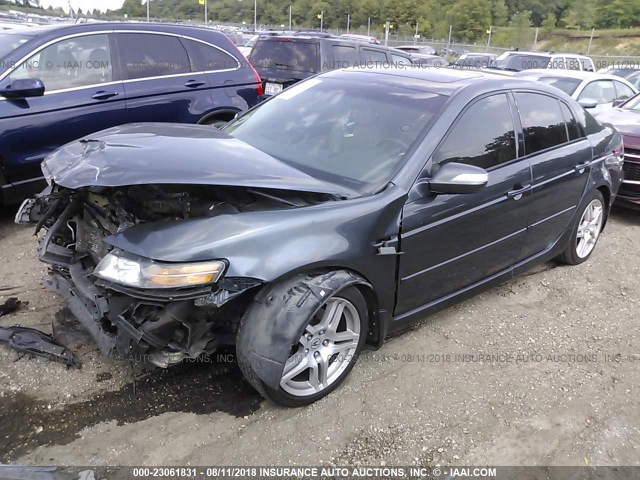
[[0, 23, 262, 205]]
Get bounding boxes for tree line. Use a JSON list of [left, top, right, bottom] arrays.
[[4, 0, 640, 43], [112, 0, 640, 41]]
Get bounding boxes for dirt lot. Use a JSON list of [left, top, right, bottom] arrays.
[[0, 206, 639, 467]]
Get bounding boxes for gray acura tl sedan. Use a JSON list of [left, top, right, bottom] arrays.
[[17, 68, 623, 406]]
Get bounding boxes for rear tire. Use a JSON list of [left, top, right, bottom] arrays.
[[237, 281, 368, 407], [557, 190, 605, 265]]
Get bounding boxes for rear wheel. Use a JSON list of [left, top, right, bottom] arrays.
[[557, 190, 605, 265], [237, 282, 368, 407]]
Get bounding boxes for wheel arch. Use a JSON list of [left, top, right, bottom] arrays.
[[198, 108, 241, 125], [596, 184, 611, 230], [236, 268, 379, 392]]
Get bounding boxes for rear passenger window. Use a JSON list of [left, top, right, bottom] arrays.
[[560, 102, 582, 141], [118, 33, 190, 80], [515, 93, 568, 154], [182, 39, 238, 71], [432, 94, 516, 171], [361, 48, 388, 64], [565, 57, 581, 70], [331, 45, 358, 68]]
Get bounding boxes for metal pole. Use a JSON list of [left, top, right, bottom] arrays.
[[414, 21, 418, 45], [146, 0, 149, 22], [289, 5, 292, 30], [367, 17, 370, 36], [320, 10, 323, 31], [254, 0, 257, 30], [204, 0, 207, 25], [445, 24, 452, 56], [486, 25, 492, 52], [533, 26, 539, 49], [384, 20, 390, 46], [587, 27, 595, 55], [347, 14, 350, 34]]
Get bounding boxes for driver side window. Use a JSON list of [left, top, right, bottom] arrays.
[[9, 34, 113, 92], [579, 81, 616, 105], [432, 93, 516, 172]]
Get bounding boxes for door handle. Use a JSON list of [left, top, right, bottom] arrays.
[[507, 184, 531, 200], [92, 90, 119, 100], [574, 162, 590, 173], [184, 80, 206, 88]]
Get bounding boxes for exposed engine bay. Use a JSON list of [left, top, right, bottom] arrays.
[[18, 183, 335, 368]]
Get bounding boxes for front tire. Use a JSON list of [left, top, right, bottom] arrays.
[[557, 190, 605, 265], [237, 282, 368, 407]]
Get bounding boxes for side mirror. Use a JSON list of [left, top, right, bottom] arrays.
[[421, 162, 489, 195], [578, 98, 598, 109], [0, 78, 45, 99], [612, 98, 627, 108]]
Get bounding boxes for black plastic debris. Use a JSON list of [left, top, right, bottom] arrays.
[[0, 297, 21, 317], [0, 326, 82, 369]]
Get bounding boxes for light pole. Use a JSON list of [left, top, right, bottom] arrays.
[[254, 0, 257, 30], [347, 14, 350, 34], [367, 17, 370, 36], [204, 0, 207, 25], [146, 0, 149, 22], [289, 5, 292, 30]]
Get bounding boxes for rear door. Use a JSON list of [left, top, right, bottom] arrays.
[[115, 32, 213, 124], [248, 38, 319, 95], [0, 32, 125, 197], [513, 92, 592, 260]]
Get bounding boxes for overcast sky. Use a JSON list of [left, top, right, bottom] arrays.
[[39, 0, 126, 13]]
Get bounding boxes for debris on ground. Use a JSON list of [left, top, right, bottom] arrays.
[[0, 297, 22, 317], [0, 325, 82, 369]]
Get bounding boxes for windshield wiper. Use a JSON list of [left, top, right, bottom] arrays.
[[274, 62, 297, 70]]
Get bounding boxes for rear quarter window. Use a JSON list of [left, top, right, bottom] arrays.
[[249, 40, 319, 73], [182, 38, 239, 71]]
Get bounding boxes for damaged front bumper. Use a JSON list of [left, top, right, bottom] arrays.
[[17, 191, 261, 368]]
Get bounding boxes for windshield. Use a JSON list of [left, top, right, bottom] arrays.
[[224, 76, 446, 194], [495, 53, 551, 71], [249, 40, 319, 73], [531, 76, 581, 95], [0, 33, 32, 65]]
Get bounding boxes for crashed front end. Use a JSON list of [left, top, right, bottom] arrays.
[[16, 183, 270, 367], [15, 123, 347, 368]]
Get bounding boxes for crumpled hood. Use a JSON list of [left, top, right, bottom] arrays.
[[42, 123, 350, 196]]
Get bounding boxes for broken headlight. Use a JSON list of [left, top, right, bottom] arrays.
[[94, 252, 225, 289]]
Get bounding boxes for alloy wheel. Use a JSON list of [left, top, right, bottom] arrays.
[[280, 296, 361, 397], [576, 199, 604, 259]]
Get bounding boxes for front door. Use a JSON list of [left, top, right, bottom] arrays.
[[395, 93, 532, 316]]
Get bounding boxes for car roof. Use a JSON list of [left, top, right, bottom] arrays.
[[515, 69, 625, 81], [500, 50, 589, 59], [323, 67, 558, 96], [3, 22, 232, 38]]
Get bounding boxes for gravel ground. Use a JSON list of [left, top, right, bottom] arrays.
[[0, 207, 638, 467]]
